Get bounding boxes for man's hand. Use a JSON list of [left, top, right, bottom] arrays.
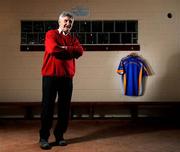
[[59, 46, 68, 50]]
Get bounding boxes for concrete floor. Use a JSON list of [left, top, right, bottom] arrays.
[[0, 119, 180, 152]]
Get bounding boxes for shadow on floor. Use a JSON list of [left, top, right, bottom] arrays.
[[66, 119, 180, 145]]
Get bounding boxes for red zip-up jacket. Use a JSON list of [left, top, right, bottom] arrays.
[[41, 29, 84, 78]]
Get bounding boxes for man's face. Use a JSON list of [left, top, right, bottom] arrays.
[[59, 16, 73, 33]]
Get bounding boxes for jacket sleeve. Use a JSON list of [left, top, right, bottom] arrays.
[[67, 37, 84, 59], [45, 30, 84, 59], [45, 30, 72, 56]]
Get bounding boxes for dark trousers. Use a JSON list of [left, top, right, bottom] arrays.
[[39, 76, 73, 140]]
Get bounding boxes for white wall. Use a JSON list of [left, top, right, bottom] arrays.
[[0, 0, 179, 102]]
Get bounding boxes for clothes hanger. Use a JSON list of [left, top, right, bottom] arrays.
[[129, 52, 138, 56]]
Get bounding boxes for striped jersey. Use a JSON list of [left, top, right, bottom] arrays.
[[117, 54, 150, 96]]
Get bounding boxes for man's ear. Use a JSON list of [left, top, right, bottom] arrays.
[[58, 20, 60, 25]]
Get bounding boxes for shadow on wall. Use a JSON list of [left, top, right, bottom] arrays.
[[139, 54, 154, 96], [153, 53, 180, 101]]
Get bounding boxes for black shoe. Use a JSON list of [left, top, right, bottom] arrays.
[[39, 139, 51, 150], [56, 138, 67, 146]]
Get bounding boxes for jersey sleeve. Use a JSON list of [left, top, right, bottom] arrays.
[[116, 59, 124, 75]]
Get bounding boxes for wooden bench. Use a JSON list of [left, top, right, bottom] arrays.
[[0, 101, 180, 120], [70, 101, 180, 120]]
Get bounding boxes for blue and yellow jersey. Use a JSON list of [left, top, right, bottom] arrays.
[[117, 54, 150, 96]]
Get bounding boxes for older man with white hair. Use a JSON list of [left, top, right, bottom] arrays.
[[39, 11, 84, 150]]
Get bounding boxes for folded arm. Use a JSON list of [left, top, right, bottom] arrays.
[[45, 31, 84, 59]]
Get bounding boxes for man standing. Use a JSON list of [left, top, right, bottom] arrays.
[[39, 11, 84, 150]]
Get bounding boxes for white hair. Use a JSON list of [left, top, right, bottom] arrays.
[[58, 11, 74, 22]]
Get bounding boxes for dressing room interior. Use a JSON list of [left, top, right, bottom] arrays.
[[0, 0, 180, 151]]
